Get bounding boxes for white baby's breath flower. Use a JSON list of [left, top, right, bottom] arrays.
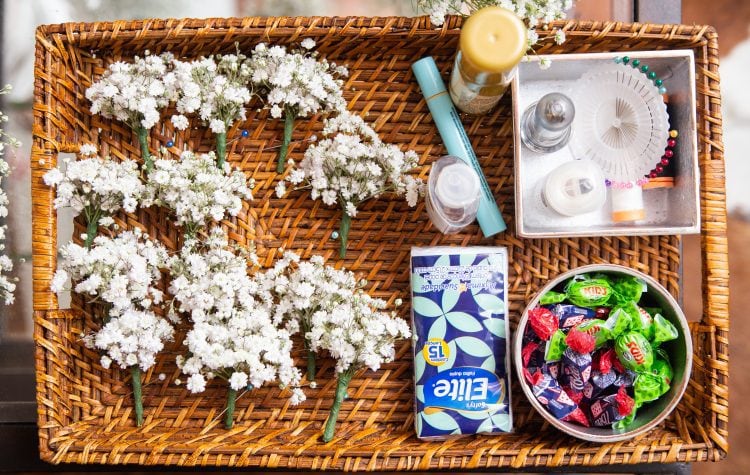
[[50, 270, 68, 293], [43, 154, 144, 220], [419, 0, 572, 54], [289, 387, 306, 405], [186, 373, 207, 393], [284, 111, 423, 256], [79, 143, 98, 157], [540, 57, 552, 70], [554, 29, 566, 45], [169, 51, 252, 137], [142, 151, 253, 233], [171, 114, 189, 131], [274, 180, 287, 198], [169, 227, 303, 404], [229, 371, 249, 391], [86, 52, 176, 131], [54, 228, 168, 317], [250, 40, 348, 171], [85, 307, 174, 372], [98, 216, 115, 227], [0, 88, 18, 304]]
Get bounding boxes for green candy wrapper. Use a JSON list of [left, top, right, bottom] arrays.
[[613, 276, 646, 306], [603, 307, 632, 338], [615, 332, 654, 371], [634, 372, 663, 405], [652, 314, 679, 345], [540, 291, 566, 306], [544, 329, 568, 362], [650, 356, 673, 396], [643, 307, 663, 317], [613, 411, 636, 430], [565, 276, 614, 308], [613, 301, 654, 340], [575, 319, 612, 348]]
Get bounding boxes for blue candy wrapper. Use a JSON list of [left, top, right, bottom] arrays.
[[411, 247, 512, 439], [552, 304, 597, 329]]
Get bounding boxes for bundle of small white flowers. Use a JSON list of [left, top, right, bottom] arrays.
[[305, 288, 411, 442], [51, 228, 172, 426], [418, 0, 572, 54], [249, 39, 348, 173], [281, 111, 424, 258], [169, 52, 253, 168], [43, 144, 144, 248], [142, 151, 254, 237], [0, 84, 20, 304], [257, 251, 359, 382], [168, 228, 304, 429], [86, 52, 176, 172]]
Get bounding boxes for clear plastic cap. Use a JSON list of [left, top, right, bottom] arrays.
[[425, 156, 482, 234]]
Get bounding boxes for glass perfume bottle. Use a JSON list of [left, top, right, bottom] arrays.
[[521, 92, 575, 153]]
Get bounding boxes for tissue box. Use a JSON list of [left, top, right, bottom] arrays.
[[410, 247, 512, 439]]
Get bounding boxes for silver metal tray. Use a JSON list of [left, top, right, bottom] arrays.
[[511, 50, 700, 238]]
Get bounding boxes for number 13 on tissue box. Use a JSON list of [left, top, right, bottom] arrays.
[[410, 247, 512, 439]]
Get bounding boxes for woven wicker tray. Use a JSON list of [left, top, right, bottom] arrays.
[[31, 17, 728, 469]]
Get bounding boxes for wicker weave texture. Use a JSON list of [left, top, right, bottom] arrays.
[[31, 17, 728, 469]]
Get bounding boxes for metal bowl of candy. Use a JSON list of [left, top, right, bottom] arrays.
[[513, 264, 692, 442]]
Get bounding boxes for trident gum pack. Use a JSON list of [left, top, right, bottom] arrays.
[[410, 247, 512, 439]]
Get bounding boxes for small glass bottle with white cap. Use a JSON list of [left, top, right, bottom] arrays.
[[425, 156, 482, 234]]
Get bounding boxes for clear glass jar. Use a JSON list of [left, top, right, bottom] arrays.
[[448, 6, 527, 115]]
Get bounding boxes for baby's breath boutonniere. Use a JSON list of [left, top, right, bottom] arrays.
[[281, 112, 424, 258], [168, 228, 305, 429], [305, 288, 410, 442], [52, 229, 172, 427], [43, 144, 144, 248], [169, 51, 253, 168], [86, 52, 176, 172], [250, 39, 348, 173]]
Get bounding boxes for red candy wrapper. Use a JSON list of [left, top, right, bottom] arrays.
[[523, 368, 539, 386], [528, 306, 558, 340], [522, 342, 539, 366], [562, 407, 590, 427], [563, 385, 585, 404], [615, 386, 635, 417], [566, 328, 596, 354], [598, 348, 617, 374]]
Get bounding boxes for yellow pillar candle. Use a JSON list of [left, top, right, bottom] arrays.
[[449, 6, 527, 115]]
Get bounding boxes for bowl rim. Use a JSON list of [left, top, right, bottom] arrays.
[[513, 263, 693, 443]]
